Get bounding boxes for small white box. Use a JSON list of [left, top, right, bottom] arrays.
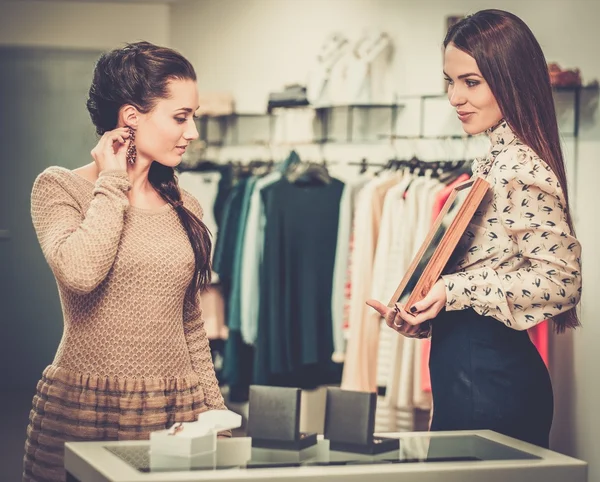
[[150, 422, 216, 457], [197, 409, 242, 431], [149, 410, 242, 458]]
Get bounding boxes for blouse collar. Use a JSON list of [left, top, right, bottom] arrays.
[[485, 119, 517, 148], [473, 119, 519, 178]]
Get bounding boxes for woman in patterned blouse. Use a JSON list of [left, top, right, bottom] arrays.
[[368, 9, 582, 448]]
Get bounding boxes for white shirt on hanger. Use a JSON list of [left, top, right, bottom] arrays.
[[177, 171, 220, 244]]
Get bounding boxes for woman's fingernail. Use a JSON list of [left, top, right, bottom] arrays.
[[410, 306, 417, 313]]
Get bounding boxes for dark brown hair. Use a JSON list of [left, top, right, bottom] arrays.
[[86, 41, 211, 303], [444, 10, 580, 332]]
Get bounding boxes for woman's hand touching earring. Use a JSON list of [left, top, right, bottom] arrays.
[[90, 127, 132, 173]]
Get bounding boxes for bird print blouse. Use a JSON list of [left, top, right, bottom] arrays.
[[441, 120, 582, 330]]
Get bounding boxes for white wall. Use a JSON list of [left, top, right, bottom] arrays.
[[0, 0, 170, 50], [171, 0, 600, 109], [172, 0, 600, 478]]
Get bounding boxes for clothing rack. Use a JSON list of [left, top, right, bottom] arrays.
[[347, 157, 470, 175], [379, 134, 474, 140], [180, 156, 468, 171], [176, 152, 473, 191], [177, 159, 276, 174], [178, 157, 343, 174]]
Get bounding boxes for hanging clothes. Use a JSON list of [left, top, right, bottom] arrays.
[[213, 177, 249, 296], [177, 169, 232, 339], [327, 164, 372, 364], [341, 172, 402, 393], [376, 175, 444, 431], [254, 174, 344, 389], [215, 177, 252, 401], [370, 173, 415, 432], [201, 284, 227, 341], [239, 151, 300, 346], [177, 162, 234, 238], [178, 166, 233, 284], [331, 184, 351, 362], [177, 170, 220, 240], [340, 176, 373, 339], [225, 154, 299, 403], [227, 177, 258, 333], [222, 176, 258, 401]]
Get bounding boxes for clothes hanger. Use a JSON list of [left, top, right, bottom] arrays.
[[360, 157, 368, 174], [286, 157, 331, 185], [375, 139, 400, 176]]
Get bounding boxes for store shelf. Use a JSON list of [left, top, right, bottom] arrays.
[[196, 113, 274, 147], [195, 86, 598, 147]]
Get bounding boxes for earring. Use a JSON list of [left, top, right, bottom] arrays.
[[126, 127, 137, 165]]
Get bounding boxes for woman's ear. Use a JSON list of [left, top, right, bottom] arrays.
[[118, 104, 139, 129]]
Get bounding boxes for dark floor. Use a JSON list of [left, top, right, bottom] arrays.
[[0, 390, 33, 482]]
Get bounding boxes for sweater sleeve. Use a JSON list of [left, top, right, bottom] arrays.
[[30, 168, 131, 294], [180, 193, 230, 434], [442, 154, 582, 330]]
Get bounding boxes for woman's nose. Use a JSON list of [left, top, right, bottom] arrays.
[[448, 85, 467, 107]]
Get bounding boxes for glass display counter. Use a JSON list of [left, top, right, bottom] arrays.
[[65, 430, 587, 482]]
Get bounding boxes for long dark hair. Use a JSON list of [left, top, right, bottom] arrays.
[[444, 10, 580, 332], [86, 41, 211, 303]]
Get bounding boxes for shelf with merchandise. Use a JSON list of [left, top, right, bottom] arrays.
[[195, 113, 274, 147], [194, 85, 598, 148], [195, 103, 405, 146]]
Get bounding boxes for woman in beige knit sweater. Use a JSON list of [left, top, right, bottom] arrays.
[[23, 42, 227, 482]]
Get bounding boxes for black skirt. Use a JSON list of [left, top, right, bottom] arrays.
[[429, 308, 553, 448]]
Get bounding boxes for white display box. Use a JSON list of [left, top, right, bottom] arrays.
[[150, 422, 216, 457], [149, 410, 242, 458], [197, 409, 242, 431]]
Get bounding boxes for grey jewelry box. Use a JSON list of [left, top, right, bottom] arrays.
[[247, 385, 317, 450], [324, 387, 400, 455]]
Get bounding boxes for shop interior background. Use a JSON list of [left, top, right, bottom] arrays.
[[0, 0, 599, 480]]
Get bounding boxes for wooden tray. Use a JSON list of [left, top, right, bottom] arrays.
[[388, 176, 490, 308]]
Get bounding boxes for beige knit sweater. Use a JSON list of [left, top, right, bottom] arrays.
[[30, 166, 226, 409]]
